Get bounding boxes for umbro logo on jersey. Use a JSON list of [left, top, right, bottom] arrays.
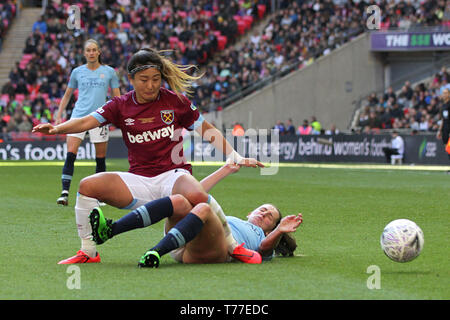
[[125, 118, 135, 126], [127, 124, 174, 143]]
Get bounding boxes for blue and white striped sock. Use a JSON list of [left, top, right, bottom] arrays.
[[111, 196, 173, 236], [151, 213, 204, 257]]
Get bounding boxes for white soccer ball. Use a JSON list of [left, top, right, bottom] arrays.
[[380, 219, 424, 263]]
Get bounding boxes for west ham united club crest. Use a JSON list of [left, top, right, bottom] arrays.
[[161, 110, 174, 125]]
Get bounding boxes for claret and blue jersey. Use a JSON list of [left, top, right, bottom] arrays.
[[91, 87, 204, 178]]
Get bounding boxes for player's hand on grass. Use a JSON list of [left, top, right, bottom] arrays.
[[278, 214, 303, 233], [32, 123, 58, 135]]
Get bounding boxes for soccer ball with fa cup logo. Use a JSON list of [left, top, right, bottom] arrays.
[[380, 219, 424, 263]]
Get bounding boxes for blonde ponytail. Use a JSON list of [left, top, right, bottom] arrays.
[[127, 48, 204, 100], [160, 55, 203, 99]]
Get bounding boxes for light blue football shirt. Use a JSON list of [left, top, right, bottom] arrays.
[[68, 64, 119, 118], [226, 216, 273, 260]]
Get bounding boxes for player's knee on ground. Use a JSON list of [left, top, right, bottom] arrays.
[[170, 194, 193, 215], [191, 203, 213, 223]]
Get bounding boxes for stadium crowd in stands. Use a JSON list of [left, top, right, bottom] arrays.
[[0, 0, 17, 52], [0, 0, 269, 135], [357, 67, 450, 134], [0, 0, 448, 135]]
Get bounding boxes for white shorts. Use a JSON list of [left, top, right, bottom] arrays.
[[115, 168, 191, 210], [67, 125, 109, 143]]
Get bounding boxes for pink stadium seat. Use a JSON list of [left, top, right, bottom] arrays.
[[257, 4, 266, 19], [15, 94, 25, 103], [201, 10, 212, 18], [233, 15, 242, 22], [121, 22, 131, 30], [237, 20, 246, 35], [169, 36, 179, 49], [243, 15, 253, 29], [22, 54, 33, 62], [177, 41, 186, 53], [380, 22, 390, 30], [1, 94, 9, 104], [217, 35, 227, 51]]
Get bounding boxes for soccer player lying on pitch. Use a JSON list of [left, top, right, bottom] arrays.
[[89, 161, 303, 267]]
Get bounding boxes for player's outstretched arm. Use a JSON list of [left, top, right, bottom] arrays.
[[196, 120, 264, 168], [32, 115, 100, 135], [200, 159, 241, 193], [258, 214, 303, 257]]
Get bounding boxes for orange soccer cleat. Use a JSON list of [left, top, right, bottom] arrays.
[[57, 250, 101, 264], [230, 243, 262, 264]]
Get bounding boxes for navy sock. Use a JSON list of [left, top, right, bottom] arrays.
[[95, 157, 106, 173], [151, 213, 204, 257], [62, 152, 76, 191], [111, 197, 174, 236]]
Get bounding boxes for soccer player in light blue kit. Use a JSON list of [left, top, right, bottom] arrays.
[[55, 39, 121, 206]]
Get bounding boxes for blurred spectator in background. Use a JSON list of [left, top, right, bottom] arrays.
[[285, 118, 296, 136], [436, 88, 450, 165], [310, 116, 321, 134], [382, 130, 405, 165], [232, 122, 245, 136], [325, 124, 340, 135], [273, 120, 285, 135], [298, 119, 312, 135]]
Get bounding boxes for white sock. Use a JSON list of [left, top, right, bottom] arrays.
[[208, 195, 238, 253], [75, 193, 98, 257], [81, 239, 97, 258]]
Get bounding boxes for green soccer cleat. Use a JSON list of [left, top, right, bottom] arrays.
[[89, 207, 113, 245], [138, 250, 161, 268]]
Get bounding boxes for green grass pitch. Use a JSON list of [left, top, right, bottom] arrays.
[[0, 159, 448, 300]]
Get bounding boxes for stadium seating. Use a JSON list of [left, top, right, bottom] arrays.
[[354, 68, 449, 134], [0, 1, 17, 51], [0, 0, 447, 136]]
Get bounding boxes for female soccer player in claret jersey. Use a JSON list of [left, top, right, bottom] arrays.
[[33, 48, 264, 264]]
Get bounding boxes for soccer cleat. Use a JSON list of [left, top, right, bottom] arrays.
[[138, 250, 161, 268], [230, 243, 262, 264], [57, 191, 69, 206], [57, 250, 101, 264], [89, 207, 113, 245]]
